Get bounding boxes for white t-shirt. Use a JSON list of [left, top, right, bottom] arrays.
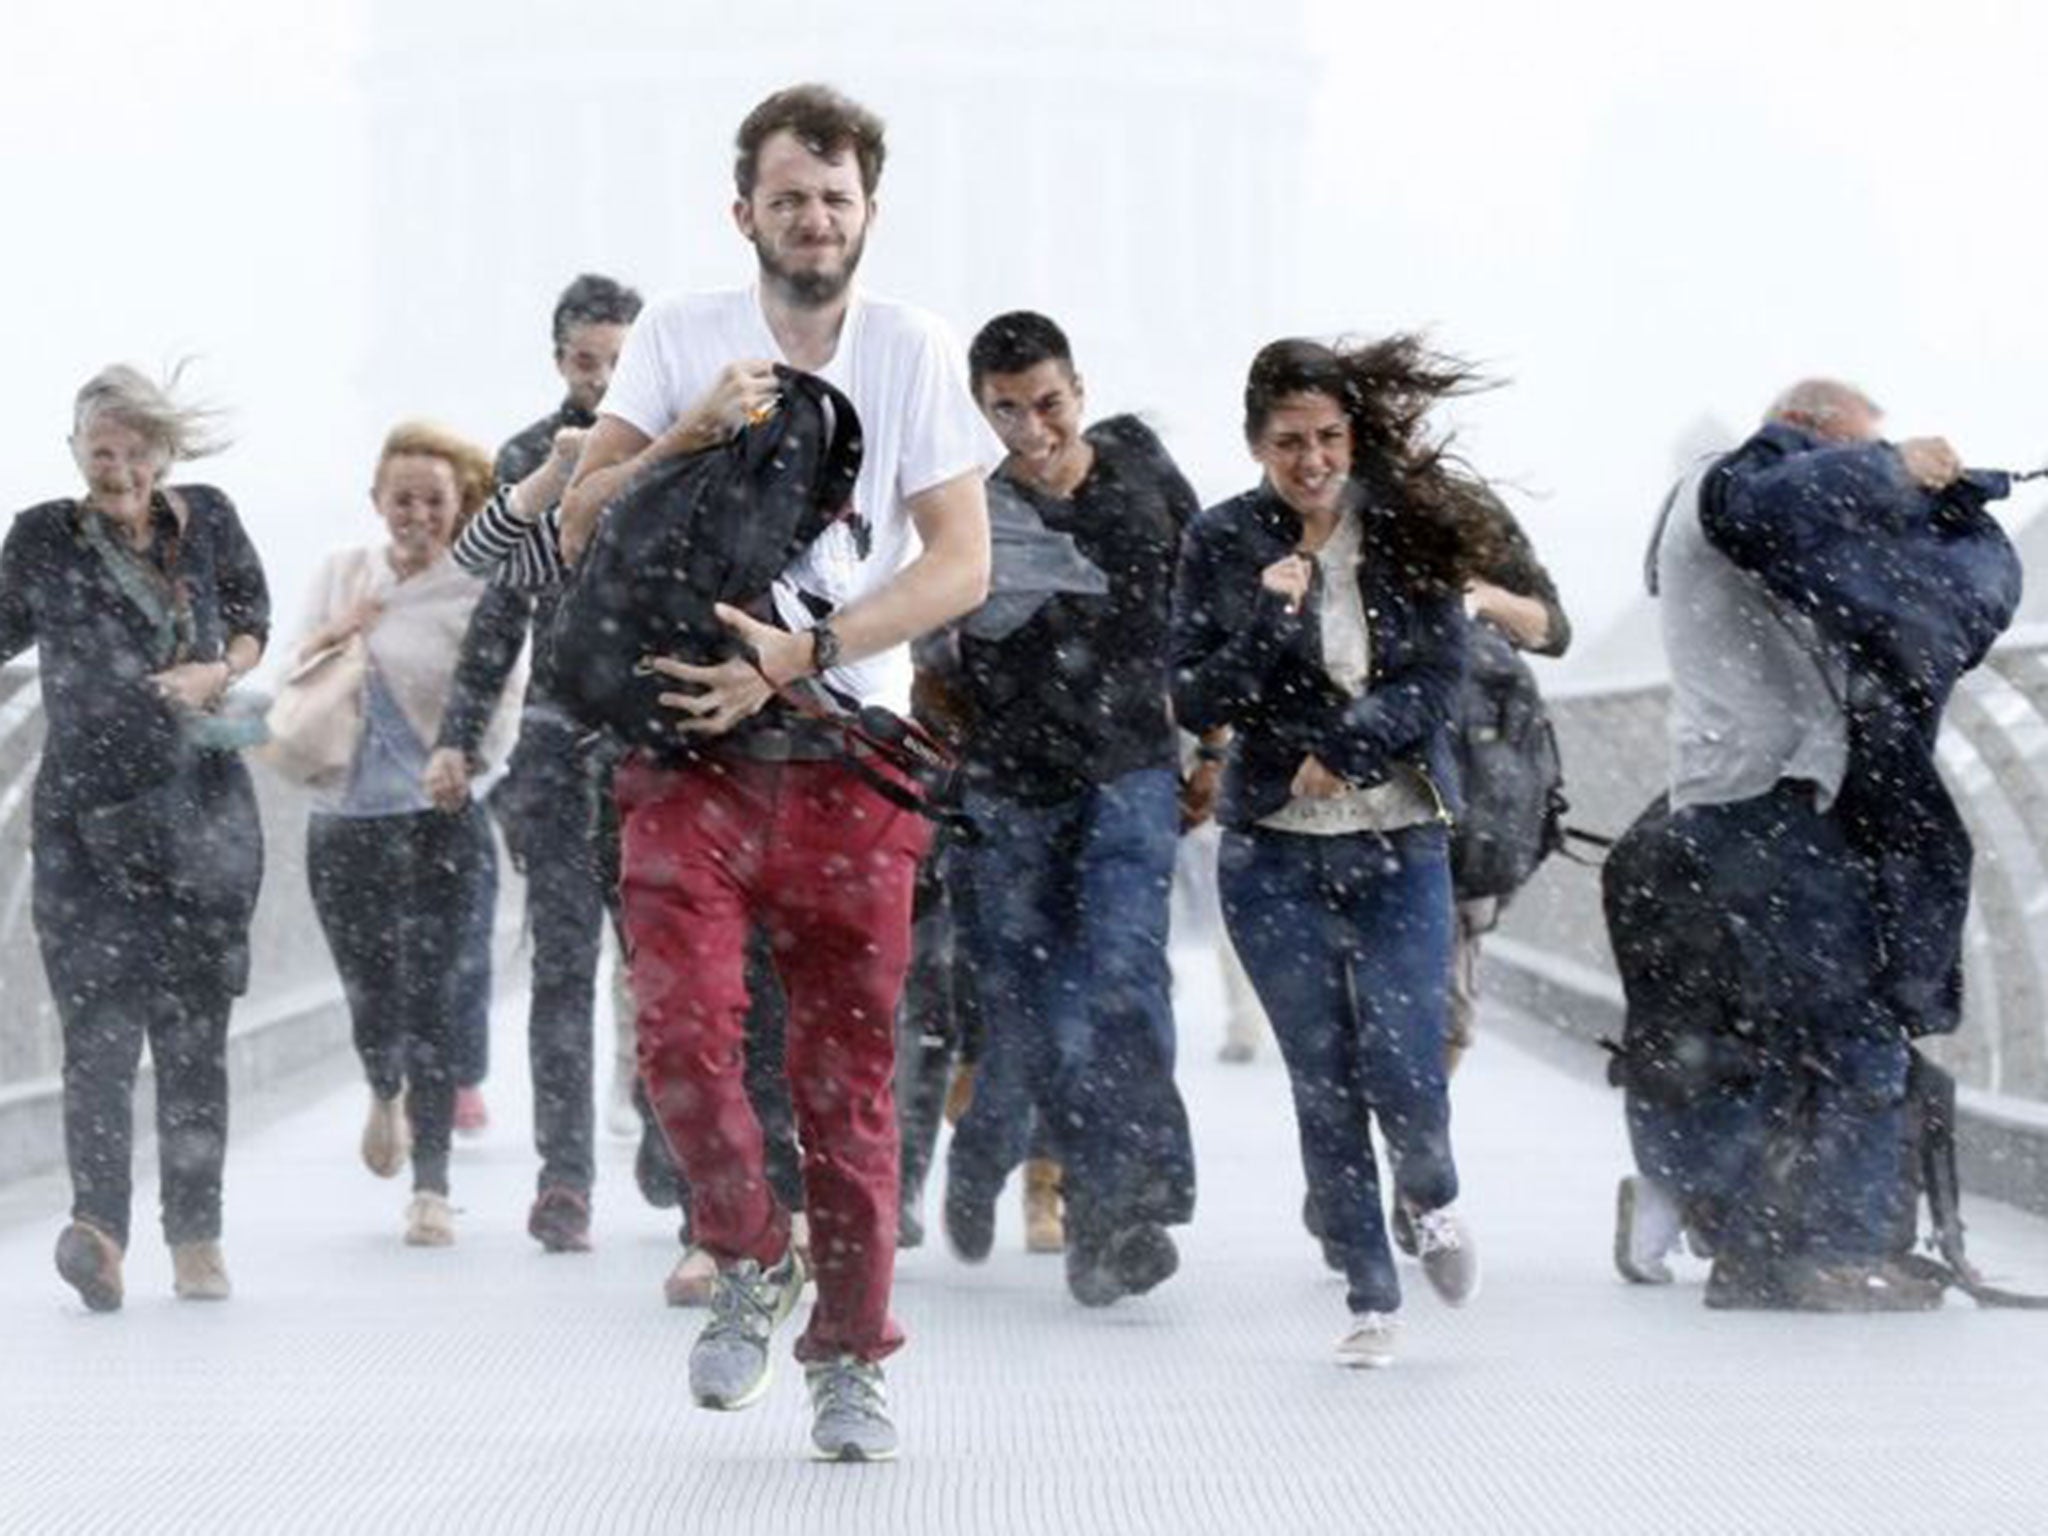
[[602, 285, 999, 710]]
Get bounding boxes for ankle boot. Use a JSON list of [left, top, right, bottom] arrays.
[[1023, 1159, 1065, 1254], [171, 1240, 232, 1301], [55, 1220, 125, 1313]]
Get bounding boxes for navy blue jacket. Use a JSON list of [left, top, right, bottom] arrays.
[[1169, 484, 1465, 831], [1703, 424, 2022, 1036]]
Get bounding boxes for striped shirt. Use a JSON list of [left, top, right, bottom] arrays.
[[452, 489, 569, 593]]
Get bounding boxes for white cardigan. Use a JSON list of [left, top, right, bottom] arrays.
[[295, 543, 526, 772]]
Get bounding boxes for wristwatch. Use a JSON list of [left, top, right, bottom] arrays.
[[810, 620, 842, 676]]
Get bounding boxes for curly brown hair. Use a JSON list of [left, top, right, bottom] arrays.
[[1243, 334, 1505, 594], [734, 84, 887, 199]]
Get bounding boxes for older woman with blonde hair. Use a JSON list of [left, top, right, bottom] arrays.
[[0, 363, 270, 1311], [296, 421, 520, 1247]]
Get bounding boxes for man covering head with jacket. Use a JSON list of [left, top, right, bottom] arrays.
[[1613, 378, 2019, 1311]]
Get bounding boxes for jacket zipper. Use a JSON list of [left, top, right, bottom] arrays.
[[1415, 764, 1456, 829]]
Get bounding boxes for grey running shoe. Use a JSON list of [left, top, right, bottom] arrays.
[[1334, 1311, 1398, 1369], [1412, 1205, 1480, 1307], [689, 1247, 808, 1410], [805, 1355, 899, 1462]]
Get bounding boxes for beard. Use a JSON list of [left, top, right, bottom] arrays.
[[754, 227, 867, 309]]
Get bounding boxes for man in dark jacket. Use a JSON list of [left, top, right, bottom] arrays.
[[1611, 378, 2020, 1309], [429, 273, 642, 1254], [939, 311, 1199, 1306]]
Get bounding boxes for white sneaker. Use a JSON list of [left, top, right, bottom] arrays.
[[1412, 1205, 1479, 1307], [404, 1192, 456, 1247], [1335, 1312, 1399, 1369], [1614, 1174, 1682, 1285]]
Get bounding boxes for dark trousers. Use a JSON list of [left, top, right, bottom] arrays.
[[896, 836, 977, 1221], [450, 819, 498, 1090], [1624, 784, 1905, 1263], [59, 982, 234, 1249], [1221, 823, 1458, 1315], [308, 805, 486, 1195], [493, 719, 607, 1195], [946, 768, 1195, 1244], [34, 753, 263, 1252]]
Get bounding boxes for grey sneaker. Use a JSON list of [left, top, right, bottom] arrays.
[[805, 1355, 899, 1462], [689, 1247, 808, 1410], [1334, 1311, 1399, 1369], [1412, 1205, 1480, 1307]]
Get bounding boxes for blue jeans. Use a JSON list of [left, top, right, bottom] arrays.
[[946, 767, 1195, 1240], [1220, 823, 1457, 1315]]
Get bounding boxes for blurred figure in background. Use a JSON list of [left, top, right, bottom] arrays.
[[437, 272, 643, 1254]]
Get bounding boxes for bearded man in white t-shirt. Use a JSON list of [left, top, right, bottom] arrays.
[[556, 84, 993, 1462]]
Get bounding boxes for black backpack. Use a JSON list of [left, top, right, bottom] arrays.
[[1450, 617, 1567, 900], [550, 366, 865, 756]]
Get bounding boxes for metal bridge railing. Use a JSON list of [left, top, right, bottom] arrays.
[[1494, 630, 2048, 1211]]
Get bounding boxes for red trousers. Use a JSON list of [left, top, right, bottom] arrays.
[[616, 754, 927, 1362]]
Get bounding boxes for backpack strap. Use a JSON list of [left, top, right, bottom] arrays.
[[1903, 1055, 2048, 1308], [757, 366, 869, 555], [734, 642, 974, 837]]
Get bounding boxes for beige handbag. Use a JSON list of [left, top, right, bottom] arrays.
[[253, 635, 369, 789]]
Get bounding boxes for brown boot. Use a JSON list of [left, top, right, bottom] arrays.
[[1023, 1160, 1065, 1254], [55, 1220, 124, 1313], [943, 1064, 976, 1126], [171, 1240, 232, 1301]]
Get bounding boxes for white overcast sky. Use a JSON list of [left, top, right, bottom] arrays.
[[3, 0, 2044, 670]]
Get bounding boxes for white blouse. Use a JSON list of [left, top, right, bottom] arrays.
[[1256, 501, 1439, 837]]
